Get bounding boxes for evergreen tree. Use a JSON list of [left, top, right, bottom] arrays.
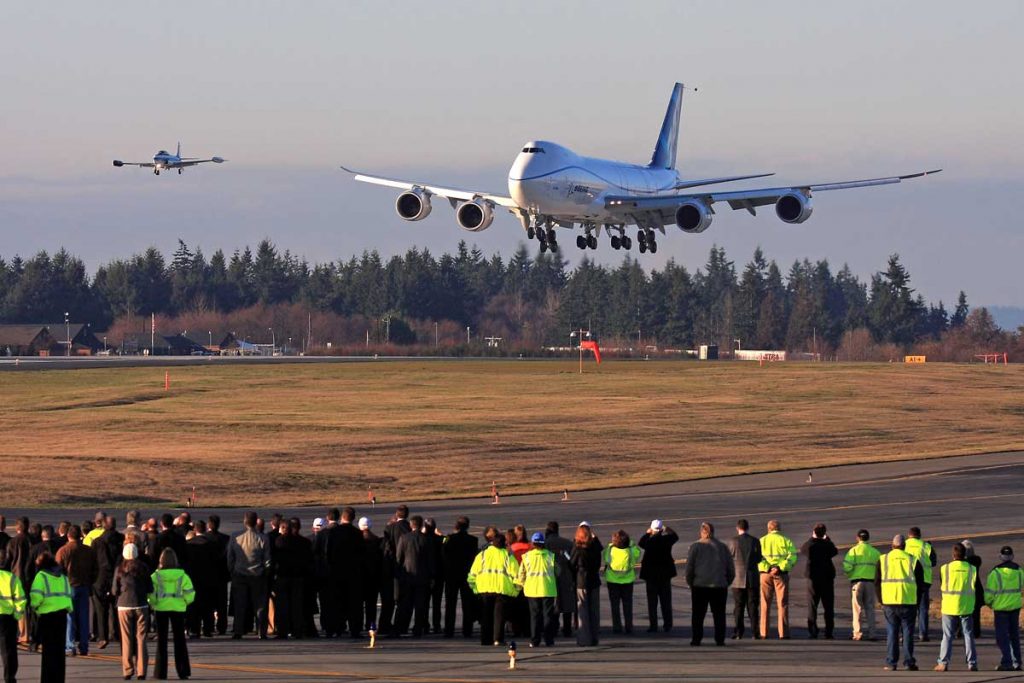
[[951, 291, 969, 328], [867, 254, 924, 345]]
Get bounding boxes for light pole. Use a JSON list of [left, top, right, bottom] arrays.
[[734, 338, 742, 351], [64, 311, 70, 357], [288, 337, 292, 354], [268, 327, 276, 355], [466, 326, 470, 345], [208, 331, 212, 348], [103, 336, 107, 352]]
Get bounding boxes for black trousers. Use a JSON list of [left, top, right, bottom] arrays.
[[274, 576, 305, 638], [394, 580, 429, 636], [231, 574, 268, 637], [362, 581, 380, 631], [527, 597, 557, 646], [479, 593, 505, 645], [806, 578, 835, 637], [732, 584, 759, 636], [154, 611, 190, 680], [430, 579, 444, 632], [37, 610, 66, 683], [212, 580, 229, 635], [444, 579, 475, 637], [646, 579, 673, 629], [91, 592, 118, 642], [327, 576, 362, 637], [187, 583, 215, 637], [378, 572, 396, 632], [691, 586, 727, 645], [0, 613, 18, 683], [607, 582, 634, 632]]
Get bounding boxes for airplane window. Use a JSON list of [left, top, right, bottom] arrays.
[[521, 147, 546, 154]]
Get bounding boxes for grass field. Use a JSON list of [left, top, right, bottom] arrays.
[[1, 360, 1022, 507]]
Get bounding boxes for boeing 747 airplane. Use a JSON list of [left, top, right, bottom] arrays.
[[113, 143, 225, 175], [343, 83, 940, 254]]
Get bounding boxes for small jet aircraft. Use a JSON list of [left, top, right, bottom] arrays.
[[113, 143, 225, 175], [343, 83, 941, 254]]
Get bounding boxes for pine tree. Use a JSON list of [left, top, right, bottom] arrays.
[[951, 291, 969, 328]]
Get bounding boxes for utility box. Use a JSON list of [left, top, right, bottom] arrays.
[[699, 344, 719, 360]]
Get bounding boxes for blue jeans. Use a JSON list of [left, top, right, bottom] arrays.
[[916, 584, 931, 638], [995, 609, 1022, 669], [70, 585, 90, 655], [938, 614, 976, 667], [884, 605, 916, 668]]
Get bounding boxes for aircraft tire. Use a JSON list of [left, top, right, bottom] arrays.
[[622, 236, 632, 250], [588, 235, 597, 249], [540, 241, 548, 253], [610, 235, 621, 250], [649, 240, 658, 254], [527, 227, 535, 240], [639, 241, 647, 254], [576, 235, 587, 250]]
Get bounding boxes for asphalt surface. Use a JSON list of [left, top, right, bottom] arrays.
[[9, 450, 1024, 681]]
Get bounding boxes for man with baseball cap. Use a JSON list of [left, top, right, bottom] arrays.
[[986, 545, 1024, 671], [876, 534, 925, 671], [515, 532, 558, 647], [638, 519, 678, 633]]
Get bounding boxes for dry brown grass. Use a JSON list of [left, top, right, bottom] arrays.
[[1, 360, 1022, 507]]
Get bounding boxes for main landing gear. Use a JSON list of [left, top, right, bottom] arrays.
[[610, 231, 632, 251], [537, 226, 558, 253], [576, 233, 598, 250], [154, 169, 160, 175], [637, 229, 658, 254]]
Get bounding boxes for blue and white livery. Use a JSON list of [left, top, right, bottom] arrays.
[[113, 143, 225, 176], [343, 84, 940, 254]]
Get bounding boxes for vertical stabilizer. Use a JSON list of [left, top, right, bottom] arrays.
[[176, 142, 181, 158], [649, 83, 683, 170]]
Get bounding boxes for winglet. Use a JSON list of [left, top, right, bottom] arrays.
[[898, 169, 943, 180]]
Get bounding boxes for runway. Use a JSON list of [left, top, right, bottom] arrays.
[[10, 450, 1024, 680]]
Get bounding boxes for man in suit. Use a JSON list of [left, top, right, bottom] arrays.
[[205, 515, 232, 635], [638, 519, 679, 633], [728, 519, 763, 639], [393, 515, 435, 638], [323, 507, 365, 639], [91, 515, 124, 648], [801, 522, 838, 639], [152, 513, 189, 574], [442, 516, 479, 638], [187, 520, 218, 638], [379, 505, 411, 633]]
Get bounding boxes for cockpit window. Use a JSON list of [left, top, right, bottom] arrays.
[[521, 147, 546, 154]]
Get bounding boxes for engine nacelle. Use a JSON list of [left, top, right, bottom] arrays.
[[456, 199, 495, 232], [395, 189, 432, 221], [675, 200, 713, 233], [775, 192, 813, 224]]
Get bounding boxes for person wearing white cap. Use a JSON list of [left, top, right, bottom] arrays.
[[639, 519, 678, 633], [312, 518, 325, 533], [112, 542, 154, 680]]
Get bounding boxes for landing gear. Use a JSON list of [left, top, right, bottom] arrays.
[[621, 234, 632, 250], [527, 227, 535, 240], [637, 229, 657, 254], [154, 169, 160, 175], [577, 233, 598, 250], [178, 168, 182, 175], [587, 234, 597, 249], [576, 235, 587, 250], [610, 235, 621, 250]]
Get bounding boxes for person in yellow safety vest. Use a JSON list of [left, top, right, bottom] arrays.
[[757, 519, 797, 639], [149, 548, 195, 681], [875, 534, 924, 671], [905, 527, 937, 641], [515, 532, 559, 647], [0, 548, 27, 683], [934, 543, 978, 672], [986, 545, 1024, 671], [467, 528, 520, 646], [603, 529, 641, 635], [29, 551, 73, 683], [843, 529, 881, 641]]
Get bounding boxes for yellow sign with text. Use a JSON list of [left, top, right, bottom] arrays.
[[904, 355, 927, 363]]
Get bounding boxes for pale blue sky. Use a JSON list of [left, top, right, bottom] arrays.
[[1, 2, 1022, 305]]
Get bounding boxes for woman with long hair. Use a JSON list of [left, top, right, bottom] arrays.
[[570, 524, 603, 646], [29, 551, 72, 683], [603, 529, 641, 634], [113, 543, 153, 680], [149, 548, 194, 680], [508, 526, 532, 637]]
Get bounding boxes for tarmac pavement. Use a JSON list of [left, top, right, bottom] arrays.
[[8, 450, 1024, 680]]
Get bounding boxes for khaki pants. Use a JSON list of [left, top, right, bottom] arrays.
[[851, 581, 876, 640], [759, 572, 790, 638], [117, 608, 149, 679]]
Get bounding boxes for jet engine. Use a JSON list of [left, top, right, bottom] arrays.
[[675, 200, 713, 233], [395, 189, 432, 221], [456, 199, 495, 232], [775, 192, 813, 224]]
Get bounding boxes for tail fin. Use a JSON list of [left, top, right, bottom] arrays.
[[176, 142, 181, 158], [649, 83, 684, 170]]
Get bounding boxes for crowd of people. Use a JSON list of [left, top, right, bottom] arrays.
[[0, 508, 1022, 681]]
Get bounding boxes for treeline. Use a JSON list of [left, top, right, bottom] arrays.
[[0, 239, 1019, 359]]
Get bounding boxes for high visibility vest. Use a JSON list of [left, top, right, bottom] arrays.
[[468, 546, 520, 597], [0, 570, 27, 620], [603, 543, 641, 584], [516, 548, 557, 598], [29, 570, 73, 615], [985, 565, 1024, 612], [879, 549, 918, 606], [758, 531, 798, 573], [149, 569, 195, 613], [905, 538, 933, 585], [843, 541, 881, 581], [939, 560, 976, 616]]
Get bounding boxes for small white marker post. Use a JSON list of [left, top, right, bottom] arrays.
[[508, 641, 517, 670]]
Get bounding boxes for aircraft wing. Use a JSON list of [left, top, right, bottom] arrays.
[[606, 169, 942, 221], [112, 160, 155, 168], [340, 166, 518, 209], [177, 157, 226, 167]]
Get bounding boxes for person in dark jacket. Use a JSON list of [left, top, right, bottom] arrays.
[[545, 521, 576, 637], [962, 539, 984, 639], [379, 505, 411, 634], [569, 523, 602, 646], [638, 519, 678, 633], [393, 515, 435, 637], [6, 518, 30, 644], [55, 525, 97, 656], [272, 519, 311, 639], [91, 515, 124, 648], [152, 514, 189, 575], [323, 507, 365, 638], [442, 516, 479, 638], [186, 520, 217, 638], [359, 518, 384, 632], [112, 543, 153, 680], [727, 518, 762, 639], [205, 515, 231, 636], [422, 518, 446, 634], [801, 522, 838, 639], [686, 522, 735, 646]]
